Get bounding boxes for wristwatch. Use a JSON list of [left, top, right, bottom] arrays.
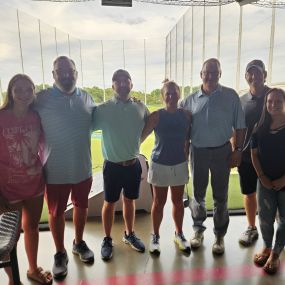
[[235, 147, 243, 152]]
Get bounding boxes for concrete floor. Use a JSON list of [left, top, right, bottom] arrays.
[[1, 198, 285, 285]]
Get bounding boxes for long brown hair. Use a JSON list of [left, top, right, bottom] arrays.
[[1, 74, 35, 110], [255, 88, 285, 138]]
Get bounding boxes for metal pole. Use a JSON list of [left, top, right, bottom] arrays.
[[165, 35, 168, 79], [68, 34, 71, 57], [190, 6, 194, 93], [38, 19, 45, 89], [79, 40, 84, 88], [16, 10, 24, 73], [101, 40, 106, 102], [54, 27, 58, 57], [170, 31, 172, 79], [123, 40, 126, 69], [236, 6, 243, 92], [175, 24, 178, 81], [0, 78, 3, 105], [268, 5, 276, 85], [182, 14, 185, 99], [144, 39, 147, 105], [217, 3, 222, 60], [202, 4, 206, 63]]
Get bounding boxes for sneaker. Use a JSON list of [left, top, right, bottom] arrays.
[[239, 226, 258, 246], [123, 231, 145, 252], [190, 231, 204, 249], [149, 233, 160, 255], [101, 237, 113, 261], [72, 240, 94, 263], [52, 251, 68, 279], [212, 236, 225, 255], [174, 232, 191, 254]]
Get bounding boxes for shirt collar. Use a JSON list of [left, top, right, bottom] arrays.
[[112, 94, 133, 104], [248, 86, 269, 100], [53, 84, 79, 97], [198, 84, 222, 97]]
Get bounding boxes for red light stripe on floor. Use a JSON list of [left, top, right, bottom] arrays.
[[58, 262, 285, 285]]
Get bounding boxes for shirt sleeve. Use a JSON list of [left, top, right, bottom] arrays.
[[232, 93, 246, 130]]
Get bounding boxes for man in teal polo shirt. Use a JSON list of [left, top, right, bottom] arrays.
[[92, 69, 149, 261]]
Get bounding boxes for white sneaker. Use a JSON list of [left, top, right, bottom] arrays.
[[190, 231, 204, 249], [212, 236, 225, 255], [174, 232, 191, 253], [149, 233, 160, 255]]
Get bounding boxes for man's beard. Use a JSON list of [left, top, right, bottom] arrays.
[[59, 79, 75, 93], [117, 87, 130, 97]]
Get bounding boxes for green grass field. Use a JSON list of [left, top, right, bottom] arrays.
[[40, 105, 244, 222]]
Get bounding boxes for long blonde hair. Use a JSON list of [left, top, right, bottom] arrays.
[[1, 74, 35, 110]]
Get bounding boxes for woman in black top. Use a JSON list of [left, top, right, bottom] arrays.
[[251, 88, 285, 274]]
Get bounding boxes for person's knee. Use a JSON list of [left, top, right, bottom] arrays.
[[152, 198, 165, 211]]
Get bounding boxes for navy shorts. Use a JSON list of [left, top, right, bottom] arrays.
[[238, 160, 258, 195], [103, 159, 142, 203]]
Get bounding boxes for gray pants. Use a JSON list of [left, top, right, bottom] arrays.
[[190, 143, 231, 236], [257, 181, 285, 254]]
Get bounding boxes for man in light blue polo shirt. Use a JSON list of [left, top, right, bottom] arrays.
[[92, 69, 149, 261], [36, 56, 95, 279], [180, 58, 246, 255]]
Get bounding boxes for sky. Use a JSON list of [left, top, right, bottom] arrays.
[[0, 1, 285, 99]]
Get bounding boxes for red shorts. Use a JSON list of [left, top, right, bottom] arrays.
[[45, 177, 92, 217]]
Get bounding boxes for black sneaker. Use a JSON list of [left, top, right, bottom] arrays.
[[72, 240, 94, 263], [101, 237, 113, 261], [122, 231, 145, 252], [52, 251, 68, 279]]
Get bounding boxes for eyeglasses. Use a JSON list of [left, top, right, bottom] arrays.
[[55, 69, 76, 76], [202, 71, 220, 77]]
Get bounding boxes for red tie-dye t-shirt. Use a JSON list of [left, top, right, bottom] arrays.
[[0, 109, 45, 202]]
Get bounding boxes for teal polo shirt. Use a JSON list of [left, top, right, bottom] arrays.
[[92, 96, 149, 162]]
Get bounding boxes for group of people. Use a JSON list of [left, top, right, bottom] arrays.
[[0, 55, 284, 285]]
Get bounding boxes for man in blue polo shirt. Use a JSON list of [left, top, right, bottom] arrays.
[[92, 69, 149, 261], [36, 56, 95, 279], [180, 58, 246, 255]]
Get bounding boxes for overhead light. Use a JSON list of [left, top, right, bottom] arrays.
[[102, 0, 132, 6], [235, 0, 257, 6]]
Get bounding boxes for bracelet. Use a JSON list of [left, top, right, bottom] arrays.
[[234, 147, 243, 152]]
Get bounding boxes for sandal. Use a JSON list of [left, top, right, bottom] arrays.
[[27, 267, 53, 284], [253, 251, 271, 267], [263, 255, 280, 275]]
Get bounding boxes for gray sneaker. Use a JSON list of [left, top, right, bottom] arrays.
[[123, 231, 145, 252], [190, 231, 204, 249], [212, 235, 225, 255], [52, 251, 68, 279], [239, 226, 258, 246], [72, 240, 94, 263], [101, 237, 113, 261]]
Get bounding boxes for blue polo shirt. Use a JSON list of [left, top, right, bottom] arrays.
[[92, 96, 149, 162], [180, 84, 245, 148], [35, 85, 95, 184]]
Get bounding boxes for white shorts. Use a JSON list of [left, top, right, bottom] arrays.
[[147, 161, 189, 187]]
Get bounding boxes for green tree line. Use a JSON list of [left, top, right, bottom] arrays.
[[1, 84, 199, 106]]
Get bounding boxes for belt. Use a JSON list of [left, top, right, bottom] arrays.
[[113, 158, 137, 166], [205, 141, 230, 150]]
